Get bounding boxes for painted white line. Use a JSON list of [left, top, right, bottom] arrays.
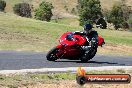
[[0, 66, 132, 74]]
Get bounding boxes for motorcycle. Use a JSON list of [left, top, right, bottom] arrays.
[[46, 32, 105, 62]]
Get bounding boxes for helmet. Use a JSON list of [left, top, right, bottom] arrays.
[[84, 24, 92, 31]]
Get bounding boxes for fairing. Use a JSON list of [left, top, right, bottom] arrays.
[[55, 32, 104, 59]]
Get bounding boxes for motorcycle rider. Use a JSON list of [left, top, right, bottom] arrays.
[[73, 24, 98, 60]]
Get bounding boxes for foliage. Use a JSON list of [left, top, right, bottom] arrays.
[[107, 5, 124, 29], [64, 5, 69, 12], [128, 14, 132, 28], [34, 1, 53, 22], [77, 0, 102, 26], [107, 3, 132, 29], [13, 3, 32, 18], [0, 0, 6, 11]]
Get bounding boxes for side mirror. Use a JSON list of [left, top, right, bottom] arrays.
[[66, 34, 73, 41]]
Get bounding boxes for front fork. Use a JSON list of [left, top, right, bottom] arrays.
[[56, 44, 66, 59]]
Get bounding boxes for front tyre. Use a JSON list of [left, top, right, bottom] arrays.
[[46, 47, 58, 61]]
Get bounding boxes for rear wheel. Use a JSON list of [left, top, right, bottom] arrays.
[[46, 47, 58, 61], [80, 54, 89, 62], [89, 48, 97, 59], [80, 48, 97, 62]]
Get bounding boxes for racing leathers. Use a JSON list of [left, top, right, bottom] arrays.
[[73, 30, 98, 60]]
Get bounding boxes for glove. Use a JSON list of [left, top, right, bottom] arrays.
[[81, 46, 91, 51], [91, 37, 98, 48]]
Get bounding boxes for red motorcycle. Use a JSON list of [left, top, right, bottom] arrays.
[[46, 32, 105, 62]]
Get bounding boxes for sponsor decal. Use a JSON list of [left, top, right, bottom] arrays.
[[76, 67, 131, 85]]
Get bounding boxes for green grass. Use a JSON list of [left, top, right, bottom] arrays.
[[0, 73, 76, 87], [51, 18, 79, 26], [0, 12, 80, 51], [0, 12, 131, 55], [96, 29, 132, 46]]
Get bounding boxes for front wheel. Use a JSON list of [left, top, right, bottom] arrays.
[[46, 47, 59, 61]]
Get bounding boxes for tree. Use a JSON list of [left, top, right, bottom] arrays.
[[34, 1, 53, 21], [107, 5, 124, 29], [128, 14, 132, 28], [77, 0, 102, 26], [0, 0, 6, 11], [13, 3, 32, 18], [107, 3, 131, 30]]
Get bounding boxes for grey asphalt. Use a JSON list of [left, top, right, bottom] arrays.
[[0, 51, 132, 70]]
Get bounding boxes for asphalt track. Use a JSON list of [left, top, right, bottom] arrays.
[[0, 51, 132, 70]]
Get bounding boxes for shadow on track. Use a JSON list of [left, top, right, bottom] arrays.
[[55, 60, 124, 65]]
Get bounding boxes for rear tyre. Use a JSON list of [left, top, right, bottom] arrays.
[[80, 56, 89, 62], [89, 48, 97, 59], [80, 48, 97, 62], [46, 47, 58, 61], [80, 52, 89, 62]]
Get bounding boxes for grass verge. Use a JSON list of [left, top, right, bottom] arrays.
[[0, 69, 132, 87]]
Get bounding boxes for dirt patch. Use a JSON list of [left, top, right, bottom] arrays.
[[21, 80, 132, 88], [97, 43, 132, 56]]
